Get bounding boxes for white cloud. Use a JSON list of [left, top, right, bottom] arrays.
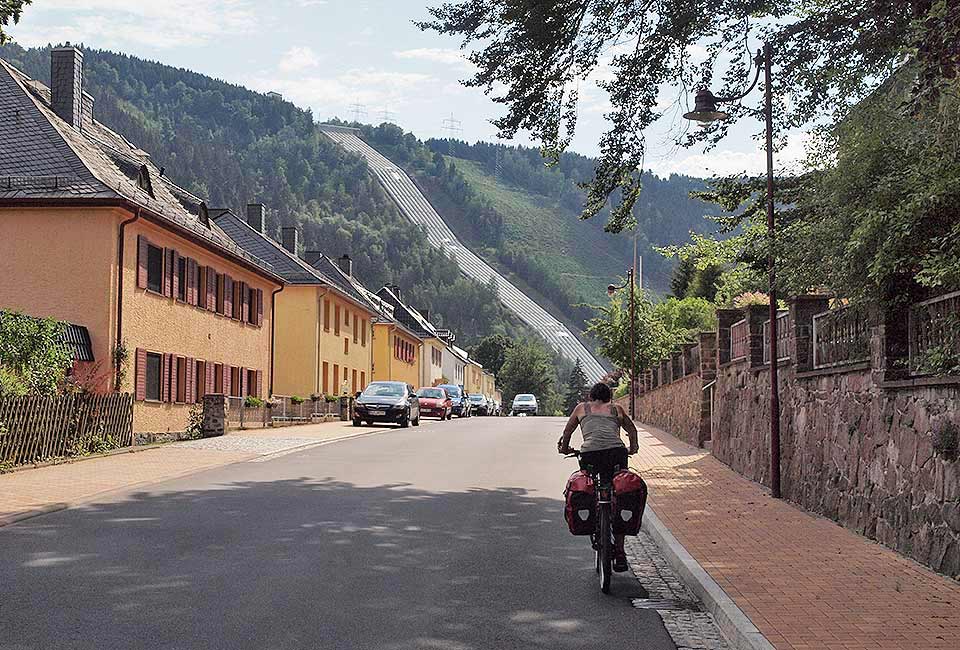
[[278, 46, 322, 73], [294, 0, 328, 6], [649, 131, 812, 178], [394, 47, 470, 68], [244, 68, 434, 117], [9, 0, 257, 49]]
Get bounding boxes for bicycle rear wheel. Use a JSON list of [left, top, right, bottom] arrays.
[[599, 504, 612, 594]]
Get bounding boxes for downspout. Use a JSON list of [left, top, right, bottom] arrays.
[[269, 284, 285, 396], [115, 208, 141, 391]]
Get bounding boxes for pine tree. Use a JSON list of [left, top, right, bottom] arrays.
[[563, 358, 588, 414]]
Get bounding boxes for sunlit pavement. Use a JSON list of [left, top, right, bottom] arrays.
[[0, 416, 692, 649]]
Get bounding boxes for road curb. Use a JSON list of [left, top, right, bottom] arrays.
[[642, 507, 775, 650], [0, 425, 398, 530]]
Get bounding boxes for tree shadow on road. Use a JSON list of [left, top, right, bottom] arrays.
[[1, 478, 672, 650]]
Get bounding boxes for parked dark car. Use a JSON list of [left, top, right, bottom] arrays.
[[467, 393, 489, 416], [417, 387, 452, 420], [354, 381, 420, 427], [438, 384, 470, 418]]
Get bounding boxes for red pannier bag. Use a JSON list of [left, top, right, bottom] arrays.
[[564, 470, 596, 535], [612, 469, 647, 536]]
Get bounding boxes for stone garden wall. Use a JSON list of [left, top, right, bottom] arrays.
[[633, 294, 960, 577]]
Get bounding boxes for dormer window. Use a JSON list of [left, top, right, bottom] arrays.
[[136, 164, 154, 198], [199, 202, 210, 228]]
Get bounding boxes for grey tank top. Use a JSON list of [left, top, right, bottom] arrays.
[[579, 402, 625, 452]]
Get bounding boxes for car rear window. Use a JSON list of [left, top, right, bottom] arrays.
[[418, 388, 445, 399]]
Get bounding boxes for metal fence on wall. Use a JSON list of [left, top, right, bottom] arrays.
[[812, 305, 871, 370], [909, 291, 960, 375], [0, 393, 133, 467], [762, 311, 791, 364], [730, 319, 750, 361]]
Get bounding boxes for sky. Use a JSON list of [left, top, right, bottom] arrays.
[[8, 0, 807, 179]]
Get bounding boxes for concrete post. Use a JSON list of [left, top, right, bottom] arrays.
[[745, 304, 769, 368]]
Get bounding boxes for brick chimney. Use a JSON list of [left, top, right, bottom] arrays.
[[337, 254, 353, 277], [305, 251, 323, 265], [51, 46, 84, 129], [246, 203, 266, 234], [281, 227, 299, 255]]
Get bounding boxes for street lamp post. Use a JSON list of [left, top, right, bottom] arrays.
[[683, 44, 781, 499], [608, 267, 636, 421]]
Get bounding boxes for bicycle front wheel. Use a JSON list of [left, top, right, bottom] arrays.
[[599, 504, 612, 594]]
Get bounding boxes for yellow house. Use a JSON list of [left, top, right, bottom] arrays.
[[465, 360, 485, 395], [0, 49, 283, 434], [215, 212, 378, 399], [371, 319, 421, 387], [481, 371, 496, 400]]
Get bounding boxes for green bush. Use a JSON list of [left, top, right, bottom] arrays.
[[0, 312, 72, 397], [290, 395, 305, 405], [184, 404, 204, 440], [324, 394, 339, 403], [244, 396, 264, 408]]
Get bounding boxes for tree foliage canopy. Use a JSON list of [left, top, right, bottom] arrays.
[[0, 0, 30, 44], [420, 0, 960, 232], [0, 312, 72, 397]]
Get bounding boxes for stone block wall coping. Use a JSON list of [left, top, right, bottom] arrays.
[[794, 361, 871, 380], [880, 375, 960, 390]]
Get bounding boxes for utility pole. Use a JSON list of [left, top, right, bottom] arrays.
[[441, 113, 462, 156], [350, 100, 367, 124]]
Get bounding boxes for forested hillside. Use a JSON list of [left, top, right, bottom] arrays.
[[356, 123, 712, 327], [0, 43, 519, 344]]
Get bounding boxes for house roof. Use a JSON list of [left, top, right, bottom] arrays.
[[375, 287, 439, 340], [214, 211, 377, 315], [0, 56, 278, 281]]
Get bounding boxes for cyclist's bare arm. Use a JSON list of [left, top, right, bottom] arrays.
[[558, 403, 583, 454], [616, 404, 640, 454]]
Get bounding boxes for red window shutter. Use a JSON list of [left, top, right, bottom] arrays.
[[224, 276, 233, 319], [255, 370, 263, 398], [163, 249, 172, 297], [206, 361, 215, 394], [170, 355, 181, 403], [137, 236, 149, 289], [186, 357, 195, 403], [171, 250, 180, 300], [223, 365, 232, 397], [135, 348, 147, 400], [240, 282, 249, 322], [256, 289, 263, 327], [240, 367, 247, 397], [185, 258, 193, 305], [206, 267, 216, 310], [162, 353, 171, 403]]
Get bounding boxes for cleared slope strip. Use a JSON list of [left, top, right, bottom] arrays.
[[320, 125, 606, 381]]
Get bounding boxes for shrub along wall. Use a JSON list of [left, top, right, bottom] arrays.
[[633, 294, 960, 578]]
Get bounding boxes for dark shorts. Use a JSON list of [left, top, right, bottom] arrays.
[[579, 447, 628, 482]]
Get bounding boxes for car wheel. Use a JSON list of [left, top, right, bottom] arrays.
[[365, 420, 373, 427], [400, 411, 410, 428]]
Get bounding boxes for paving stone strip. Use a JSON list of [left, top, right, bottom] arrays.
[[627, 532, 731, 650]]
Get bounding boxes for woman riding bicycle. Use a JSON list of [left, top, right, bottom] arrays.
[[558, 381, 639, 572]]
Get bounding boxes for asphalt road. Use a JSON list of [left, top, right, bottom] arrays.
[[0, 416, 677, 650]]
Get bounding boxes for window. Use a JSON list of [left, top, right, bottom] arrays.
[[176, 357, 187, 403], [247, 369, 257, 397], [345, 309, 350, 327], [344, 338, 349, 355], [214, 363, 224, 394], [334, 305, 341, 335], [232, 281, 242, 320], [333, 365, 339, 393], [230, 366, 241, 397], [361, 319, 367, 346], [195, 360, 206, 403], [247, 287, 257, 325], [322, 361, 329, 394], [352, 369, 357, 393], [177, 257, 187, 301], [360, 371, 366, 389], [146, 244, 163, 293], [353, 316, 358, 343], [197, 262, 206, 306], [323, 300, 331, 331], [145, 352, 162, 401]]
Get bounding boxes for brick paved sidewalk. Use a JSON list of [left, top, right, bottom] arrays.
[[0, 420, 388, 527], [631, 423, 960, 650]]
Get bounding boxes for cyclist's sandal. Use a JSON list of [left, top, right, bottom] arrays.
[[613, 553, 629, 572]]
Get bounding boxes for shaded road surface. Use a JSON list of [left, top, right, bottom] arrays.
[[1, 417, 677, 650]]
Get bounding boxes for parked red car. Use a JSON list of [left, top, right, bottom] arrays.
[[416, 387, 452, 420]]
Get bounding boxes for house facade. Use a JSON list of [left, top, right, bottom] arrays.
[[372, 320, 421, 387], [214, 212, 377, 399], [441, 342, 467, 389], [0, 48, 281, 433], [465, 360, 485, 395]]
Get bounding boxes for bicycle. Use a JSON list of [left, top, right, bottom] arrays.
[[565, 449, 624, 594]]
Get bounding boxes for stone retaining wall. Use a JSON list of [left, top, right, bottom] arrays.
[[633, 295, 960, 578]]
